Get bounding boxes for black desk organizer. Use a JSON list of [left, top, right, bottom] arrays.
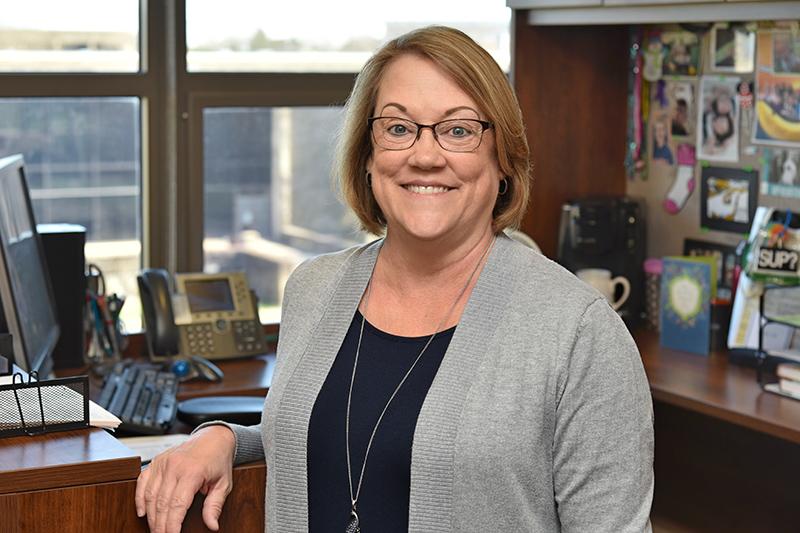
[[756, 285, 800, 400], [0, 372, 89, 438]]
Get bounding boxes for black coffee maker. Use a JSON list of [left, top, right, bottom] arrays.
[[557, 196, 646, 328]]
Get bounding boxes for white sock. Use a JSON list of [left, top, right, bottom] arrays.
[[663, 144, 696, 214]]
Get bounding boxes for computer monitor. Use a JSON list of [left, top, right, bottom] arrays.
[[0, 154, 59, 377]]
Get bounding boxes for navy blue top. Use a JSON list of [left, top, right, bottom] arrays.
[[307, 311, 454, 532]]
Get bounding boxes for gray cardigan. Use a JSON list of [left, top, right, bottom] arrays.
[[221, 234, 654, 532]]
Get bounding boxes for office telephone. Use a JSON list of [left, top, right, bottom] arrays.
[[137, 269, 266, 362]]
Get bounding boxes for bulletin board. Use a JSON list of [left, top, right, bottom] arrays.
[[626, 22, 800, 262]]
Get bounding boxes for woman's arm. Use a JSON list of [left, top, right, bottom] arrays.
[[553, 299, 654, 532]]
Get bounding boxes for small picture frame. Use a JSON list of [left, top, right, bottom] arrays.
[[773, 30, 800, 75], [651, 112, 675, 166], [710, 24, 755, 73], [667, 80, 694, 139], [683, 238, 738, 300], [761, 148, 800, 199], [700, 166, 758, 234], [661, 30, 700, 77], [697, 76, 741, 163]]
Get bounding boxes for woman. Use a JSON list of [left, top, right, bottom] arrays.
[[136, 26, 653, 533]]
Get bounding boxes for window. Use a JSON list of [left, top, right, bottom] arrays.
[[186, 0, 511, 72], [0, 0, 511, 334], [201, 106, 362, 322], [186, 0, 510, 322], [0, 0, 146, 332], [0, 0, 140, 73], [0, 97, 142, 328]]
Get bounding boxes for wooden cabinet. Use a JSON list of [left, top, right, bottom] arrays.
[[0, 428, 266, 533], [512, 20, 629, 256]]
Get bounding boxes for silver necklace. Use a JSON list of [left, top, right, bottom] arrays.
[[344, 236, 496, 533]]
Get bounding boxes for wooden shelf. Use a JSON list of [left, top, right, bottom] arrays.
[[636, 329, 800, 444]]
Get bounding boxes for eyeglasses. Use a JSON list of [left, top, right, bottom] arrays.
[[368, 116, 493, 153]]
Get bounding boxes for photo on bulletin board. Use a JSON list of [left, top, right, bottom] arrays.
[[651, 112, 675, 166], [667, 80, 695, 139], [773, 31, 800, 74], [761, 148, 800, 198], [710, 24, 755, 73], [738, 79, 756, 149], [698, 76, 741, 162], [754, 70, 800, 147], [661, 30, 700, 77], [683, 238, 737, 300], [752, 31, 800, 147], [700, 166, 758, 234]]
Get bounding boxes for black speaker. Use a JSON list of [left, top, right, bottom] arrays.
[[37, 223, 87, 370]]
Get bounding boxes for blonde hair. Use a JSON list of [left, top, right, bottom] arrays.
[[335, 26, 531, 235]]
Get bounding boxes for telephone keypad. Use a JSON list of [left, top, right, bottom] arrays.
[[233, 320, 264, 353], [182, 320, 263, 357], [185, 323, 216, 356]]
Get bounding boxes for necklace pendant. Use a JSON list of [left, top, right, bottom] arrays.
[[346, 510, 361, 533]]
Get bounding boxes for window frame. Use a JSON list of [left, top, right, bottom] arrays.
[[0, 0, 511, 328], [174, 0, 357, 281], [0, 0, 172, 273], [0, 0, 357, 327]]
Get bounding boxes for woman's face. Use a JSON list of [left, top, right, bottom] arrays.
[[712, 115, 731, 137], [367, 53, 502, 244]]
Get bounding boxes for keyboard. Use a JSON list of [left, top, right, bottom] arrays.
[[97, 361, 179, 434]]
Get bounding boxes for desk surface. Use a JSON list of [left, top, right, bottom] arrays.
[[635, 329, 800, 444], [0, 428, 140, 495], [177, 353, 275, 400], [66, 334, 800, 443], [53, 332, 800, 445]]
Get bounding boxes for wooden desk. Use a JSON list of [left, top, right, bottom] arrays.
[[1, 356, 271, 532], [6, 338, 800, 532], [636, 330, 800, 444], [635, 330, 800, 532]]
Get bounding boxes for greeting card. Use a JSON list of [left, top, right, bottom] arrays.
[[660, 256, 717, 355]]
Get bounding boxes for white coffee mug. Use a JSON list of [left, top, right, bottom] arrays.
[[576, 268, 631, 311]]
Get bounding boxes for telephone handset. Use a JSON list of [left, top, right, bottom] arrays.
[[137, 269, 266, 362]]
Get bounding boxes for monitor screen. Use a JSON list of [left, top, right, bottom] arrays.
[[0, 154, 59, 377], [184, 278, 235, 313]]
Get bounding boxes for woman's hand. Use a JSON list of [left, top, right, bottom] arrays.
[[135, 425, 236, 533]]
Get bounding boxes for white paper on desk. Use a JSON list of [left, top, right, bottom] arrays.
[[0, 375, 121, 430], [88, 400, 121, 429], [118, 433, 191, 464]]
